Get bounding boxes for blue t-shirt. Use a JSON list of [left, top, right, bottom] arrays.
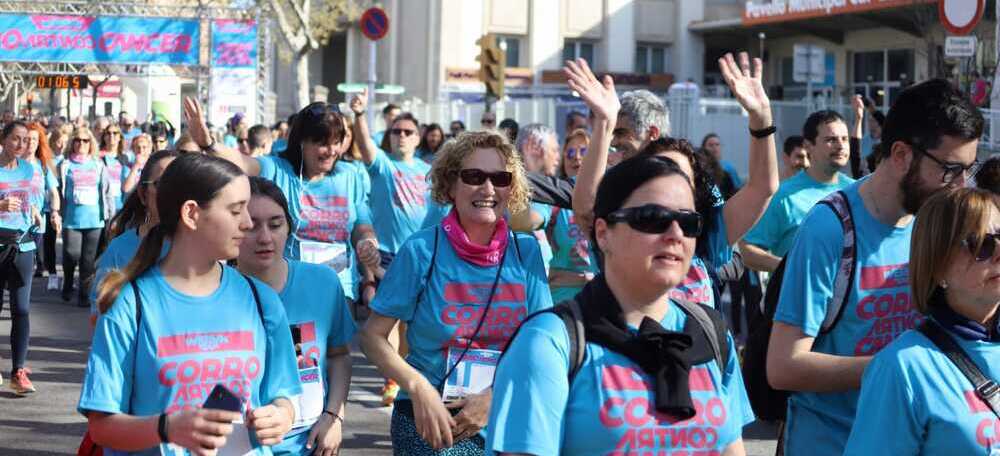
[[100, 154, 130, 212], [487, 300, 755, 455], [258, 155, 372, 301], [366, 150, 432, 254], [60, 156, 105, 230], [744, 171, 855, 258], [28, 159, 58, 234], [369, 226, 553, 400], [271, 138, 287, 155], [845, 324, 1000, 455], [372, 130, 386, 148], [548, 207, 597, 303], [773, 178, 920, 456], [530, 202, 555, 276], [89, 229, 171, 315], [272, 260, 357, 454], [720, 160, 743, 190], [421, 199, 451, 230], [78, 265, 303, 456], [0, 157, 36, 251]]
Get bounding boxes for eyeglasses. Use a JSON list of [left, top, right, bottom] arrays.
[[390, 128, 417, 137], [913, 146, 981, 185], [481, 118, 496, 125], [73, 138, 91, 144], [566, 146, 588, 159], [605, 204, 703, 238], [458, 168, 513, 187], [964, 233, 1000, 262]]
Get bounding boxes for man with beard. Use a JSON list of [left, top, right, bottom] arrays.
[[740, 110, 854, 273], [766, 79, 983, 456]]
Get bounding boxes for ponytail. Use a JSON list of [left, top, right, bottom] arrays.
[[96, 225, 167, 313], [106, 191, 145, 240]]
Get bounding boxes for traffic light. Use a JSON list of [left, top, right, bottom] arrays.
[[476, 34, 506, 100]]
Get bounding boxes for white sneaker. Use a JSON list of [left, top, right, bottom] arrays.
[[47, 276, 61, 291]]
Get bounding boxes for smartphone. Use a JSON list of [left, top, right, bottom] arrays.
[[203, 383, 243, 413]]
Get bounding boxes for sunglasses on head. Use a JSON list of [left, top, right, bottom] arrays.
[[566, 146, 588, 159], [390, 128, 417, 137], [305, 103, 340, 117], [965, 233, 1000, 262], [605, 204, 703, 238], [459, 168, 513, 187]]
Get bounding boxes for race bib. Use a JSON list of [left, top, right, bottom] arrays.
[[291, 366, 325, 429], [74, 186, 99, 206], [160, 417, 253, 456], [298, 239, 349, 273], [442, 348, 500, 402]]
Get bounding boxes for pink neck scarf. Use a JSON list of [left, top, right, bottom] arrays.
[[441, 208, 509, 267]]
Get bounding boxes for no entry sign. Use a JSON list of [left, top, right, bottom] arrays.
[[360, 7, 389, 41], [939, 0, 984, 35]]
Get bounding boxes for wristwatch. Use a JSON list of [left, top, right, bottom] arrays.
[[200, 138, 217, 153], [749, 125, 777, 138]]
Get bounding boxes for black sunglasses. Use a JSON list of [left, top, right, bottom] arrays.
[[458, 168, 513, 187], [965, 233, 1000, 262], [914, 146, 981, 185], [73, 138, 91, 143], [605, 204, 703, 238], [390, 128, 417, 137]]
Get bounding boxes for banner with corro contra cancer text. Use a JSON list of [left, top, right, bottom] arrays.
[[0, 14, 200, 65]]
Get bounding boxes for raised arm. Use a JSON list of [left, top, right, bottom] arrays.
[[349, 89, 380, 166], [849, 94, 864, 178], [566, 58, 619, 235], [717, 52, 779, 245], [182, 97, 261, 176]]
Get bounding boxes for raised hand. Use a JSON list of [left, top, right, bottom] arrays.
[[563, 58, 619, 122], [350, 88, 369, 116], [718, 52, 771, 122], [182, 97, 212, 148], [852, 94, 865, 121]]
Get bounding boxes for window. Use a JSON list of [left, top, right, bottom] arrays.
[[496, 36, 523, 68], [635, 44, 668, 74], [563, 39, 597, 68]]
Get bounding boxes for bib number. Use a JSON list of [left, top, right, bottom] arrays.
[[298, 239, 349, 273], [442, 348, 500, 402], [291, 366, 325, 429], [74, 186, 99, 206], [160, 418, 253, 456]]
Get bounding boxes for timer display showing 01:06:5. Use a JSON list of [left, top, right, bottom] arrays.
[[35, 75, 90, 90]]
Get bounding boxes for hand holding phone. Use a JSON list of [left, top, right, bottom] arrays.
[[165, 407, 240, 456], [203, 383, 243, 413]]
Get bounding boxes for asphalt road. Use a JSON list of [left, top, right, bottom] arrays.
[[0, 277, 777, 455]]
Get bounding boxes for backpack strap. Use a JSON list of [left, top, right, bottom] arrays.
[[918, 320, 1000, 420], [128, 280, 143, 413], [553, 299, 586, 381], [241, 273, 265, 323], [816, 190, 857, 333], [673, 299, 729, 372]]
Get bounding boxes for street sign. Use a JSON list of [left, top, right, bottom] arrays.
[[337, 83, 405, 95], [793, 44, 824, 84], [939, 0, 984, 35], [35, 74, 89, 90], [945, 36, 977, 57], [359, 7, 389, 41]]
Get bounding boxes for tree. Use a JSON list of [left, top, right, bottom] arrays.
[[268, 0, 362, 110]]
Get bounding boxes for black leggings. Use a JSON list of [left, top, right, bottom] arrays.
[[0, 249, 34, 371], [43, 223, 57, 274], [62, 228, 101, 303]]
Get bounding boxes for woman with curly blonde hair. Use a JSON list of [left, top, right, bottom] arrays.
[[360, 130, 552, 455]]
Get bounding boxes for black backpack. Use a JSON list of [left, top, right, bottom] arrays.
[[508, 297, 731, 382], [742, 190, 857, 421]]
